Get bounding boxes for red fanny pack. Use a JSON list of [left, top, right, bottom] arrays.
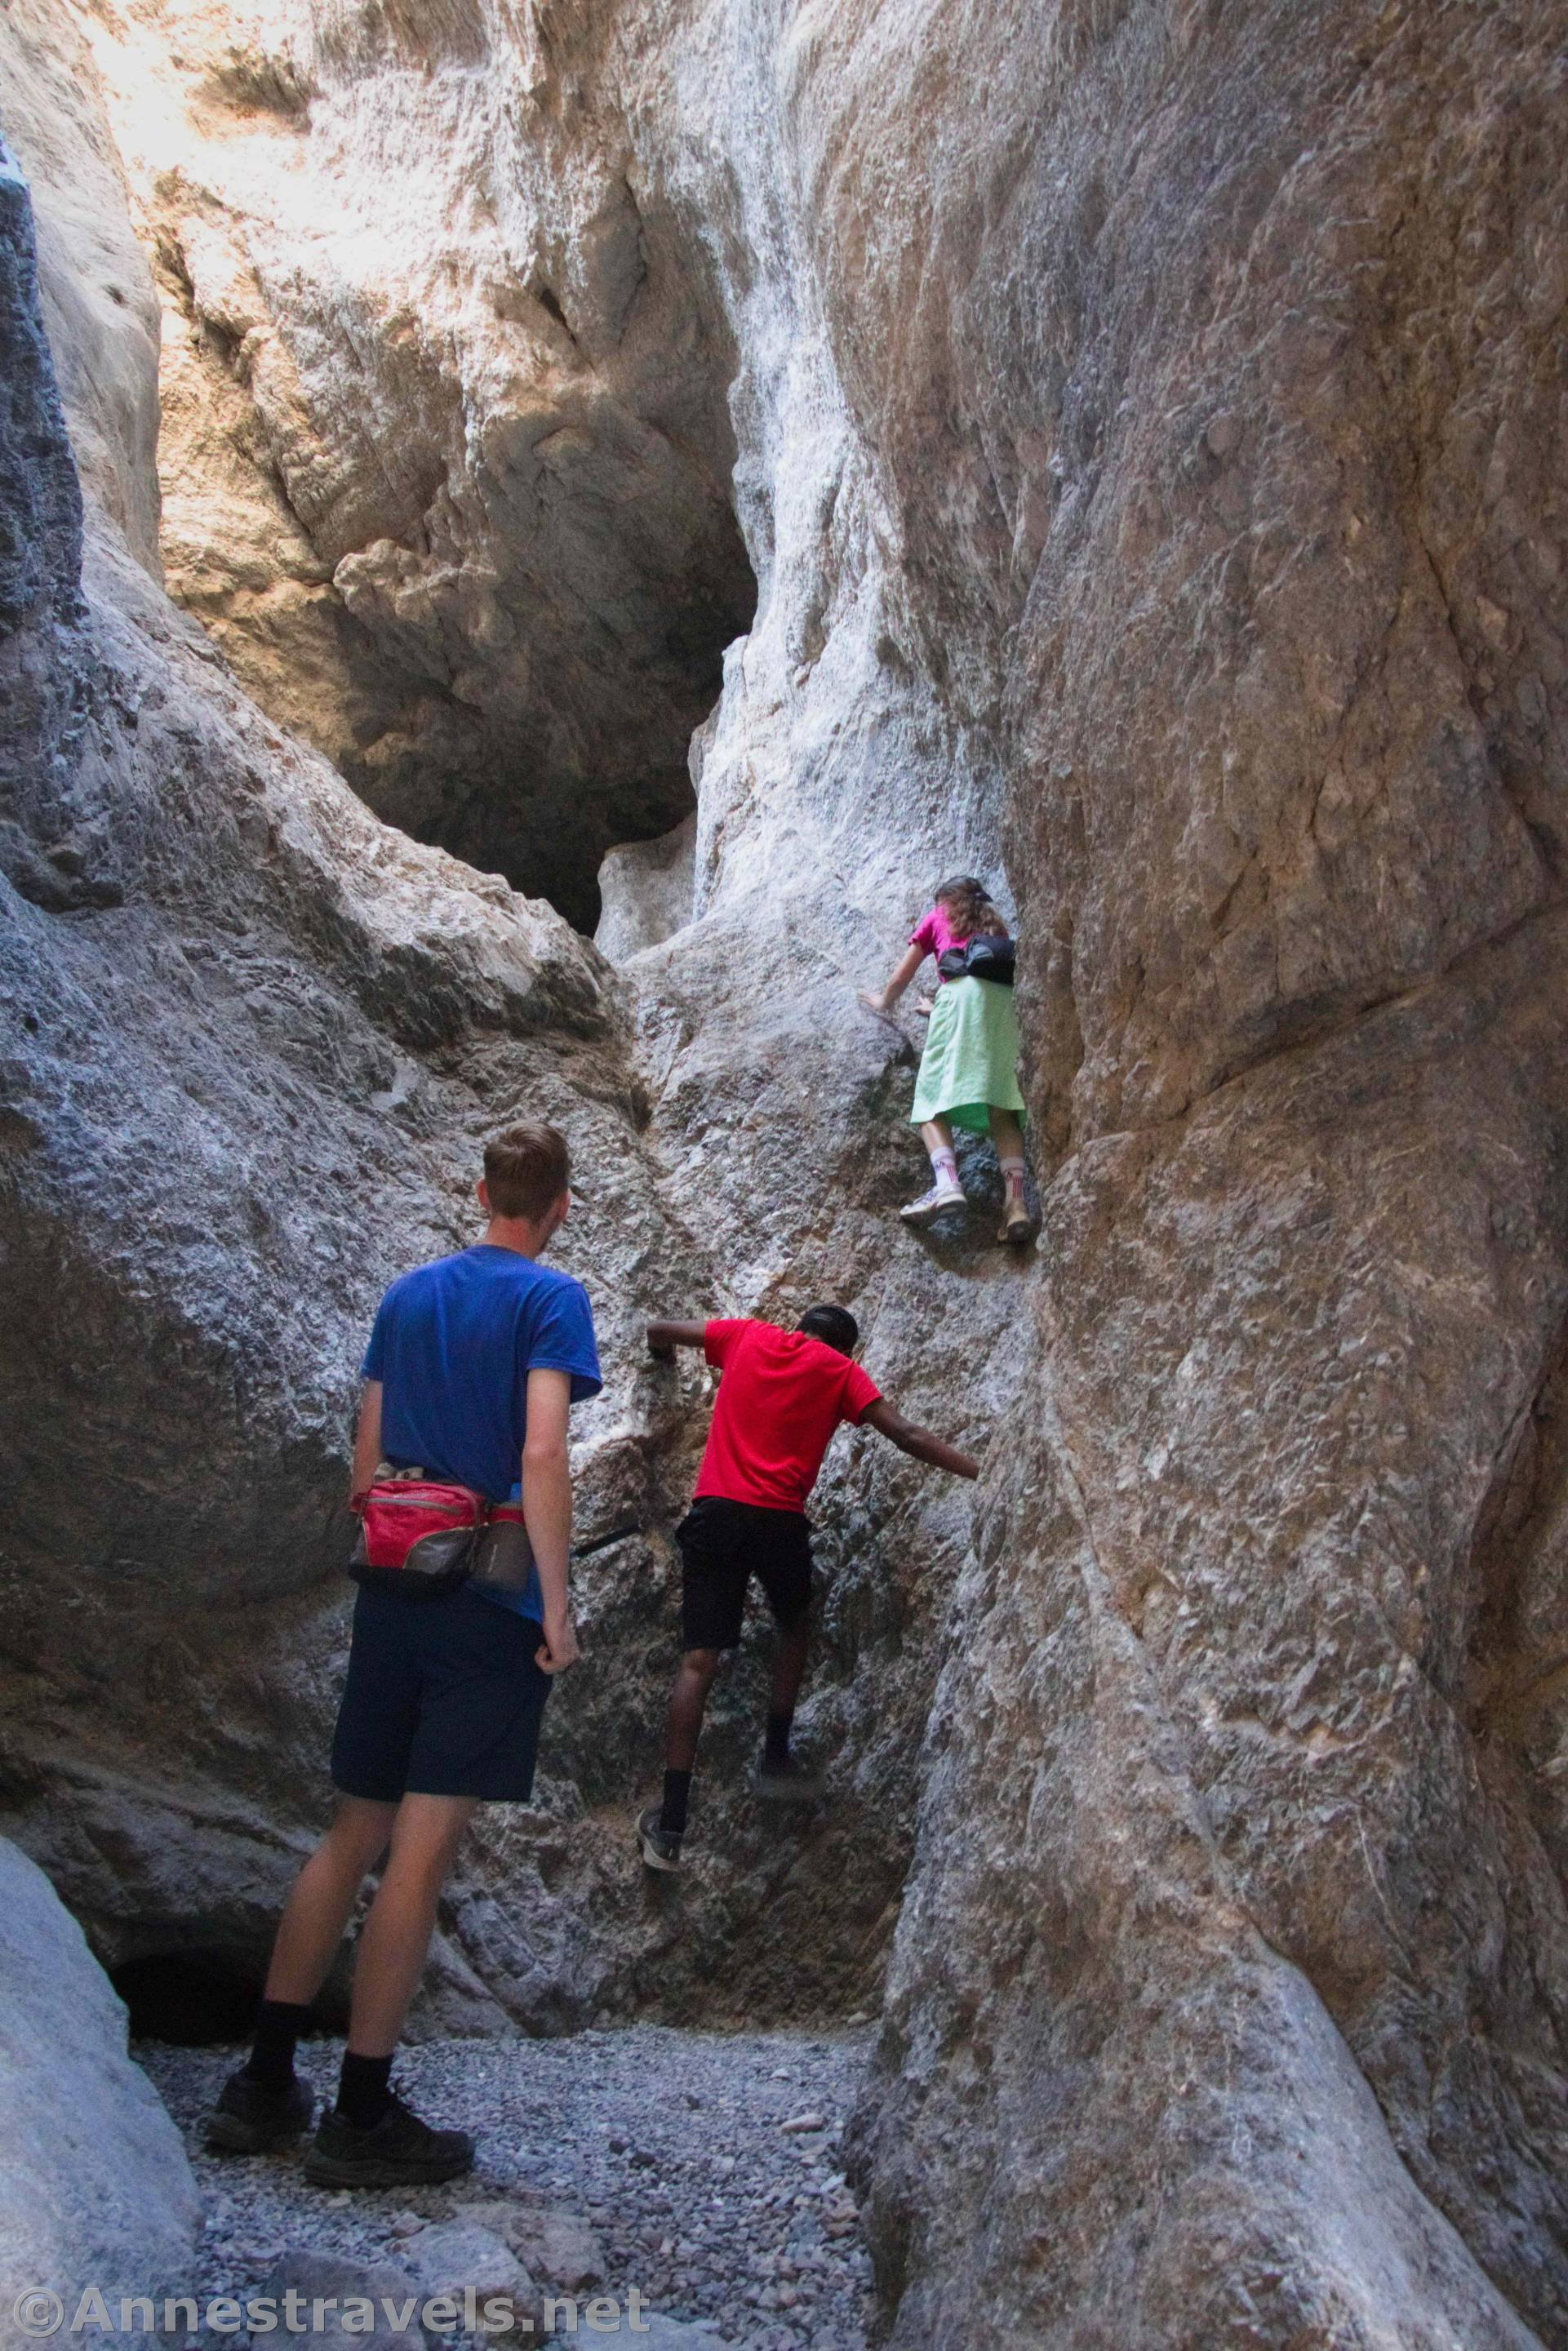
[[349, 1478, 490, 1599]]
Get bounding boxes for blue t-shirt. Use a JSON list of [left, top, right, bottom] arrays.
[[362, 1245, 602, 1622]]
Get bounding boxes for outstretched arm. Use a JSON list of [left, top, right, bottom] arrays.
[[860, 944, 926, 1016], [861, 1398, 980, 1480], [647, 1318, 708, 1362]]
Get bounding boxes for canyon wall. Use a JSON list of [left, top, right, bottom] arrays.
[[0, 0, 1016, 2053], [4, 0, 1568, 2345]]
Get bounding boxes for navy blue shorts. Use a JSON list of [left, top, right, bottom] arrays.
[[331, 1581, 551, 1803]]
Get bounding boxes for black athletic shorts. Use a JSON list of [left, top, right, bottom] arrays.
[[331, 1580, 551, 1803], [677, 1495, 814, 1651]]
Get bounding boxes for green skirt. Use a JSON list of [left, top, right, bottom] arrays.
[[910, 975, 1026, 1133]]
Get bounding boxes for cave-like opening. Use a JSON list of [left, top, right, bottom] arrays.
[[341, 507, 757, 940], [153, 168, 761, 940], [111, 1947, 346, 2045]]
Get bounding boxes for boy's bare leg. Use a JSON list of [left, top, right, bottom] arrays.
[[646, 1647, 722, 1847], [666, 1647, 722, 1772], [213, 1796, 398, 2147], [264, 1796, 400, 2005], [761, 1617, 814, 1785], [344, 1793, 478, 2057], [293, 1793, 483, 2179], [769, 1619, 811, 1726]]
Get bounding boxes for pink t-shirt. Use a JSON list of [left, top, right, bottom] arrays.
[[909, 904, 967, 980]]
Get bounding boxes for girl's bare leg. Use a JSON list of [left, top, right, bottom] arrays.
[[902, 1114, 964, 1222], [920, 1117, 960, 1190], [988, 1106, 1032, 1229]]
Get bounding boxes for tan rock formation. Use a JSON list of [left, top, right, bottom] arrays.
[[42, 0, 756, 928], [0, 0, 1009, 2065], [3, 0, 1568, 2344]]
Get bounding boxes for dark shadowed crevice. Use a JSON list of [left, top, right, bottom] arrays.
[[362, 506, 758, 938], [110, 1946, 349, 2043], [110, 1946, 267, 2043], [150, 178, 762, 939]]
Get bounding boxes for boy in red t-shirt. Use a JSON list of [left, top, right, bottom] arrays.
[[637, 1304, 979, 1870]]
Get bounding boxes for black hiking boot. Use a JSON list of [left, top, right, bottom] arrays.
[[302, 2091, 474, 2189], [753, 1753, 824, 1804], [206, 2068, 315, 2154], [637, 1806, 683, 1873]]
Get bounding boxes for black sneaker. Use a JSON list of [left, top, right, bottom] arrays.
[[302, 2091, 474, 2189], [753, 1754, 824, 1804], [206, 2068, 315, 2154], [637, 1806, 682, 1873]]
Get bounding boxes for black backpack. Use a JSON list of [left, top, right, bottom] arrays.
[[936, 932, 1016, 987]]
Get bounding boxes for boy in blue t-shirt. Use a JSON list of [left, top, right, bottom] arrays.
[[207, 1122, 600, 2188]]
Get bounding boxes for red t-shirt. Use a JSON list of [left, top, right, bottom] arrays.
[[694, 1319, 882, 1513]]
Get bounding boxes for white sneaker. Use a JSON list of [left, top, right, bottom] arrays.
[[900, 1181, 966, 1225]]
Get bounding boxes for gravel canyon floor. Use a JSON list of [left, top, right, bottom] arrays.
[[143, 2029, 876, 2351]]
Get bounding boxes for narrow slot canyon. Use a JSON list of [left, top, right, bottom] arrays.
[[2, 2, 1568, 2349]]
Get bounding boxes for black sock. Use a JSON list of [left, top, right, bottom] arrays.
[[335, 2050, 393, 2128], [240, 1998, 311, 2092], [660, 1768, 693, 1836], [764, 1711, 793, 1770]]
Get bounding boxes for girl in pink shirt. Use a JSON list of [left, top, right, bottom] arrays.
[[860, 874, 1034, 1241]]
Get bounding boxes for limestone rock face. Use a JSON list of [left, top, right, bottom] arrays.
[[594, 811, 695, 963], [0, 1838, 201, 2349], [822, 2, 1568, 2344], [0, 41, 996, 2066], [3, 0, 1568, 2346], [14, 0, 756, 930]]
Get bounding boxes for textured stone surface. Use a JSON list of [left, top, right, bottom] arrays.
[[0, 1838, 201, 2348], [596, 811, 696, 963], [0, 27, 1005, 2070], [10, 0, 756, 928], [3, 0, 1568, 2346], [260, 2251, 431, 2351], [831, 2, 1568, 2344], [496, 2202, 606, 2296], [399, 2221, 543, 2340]]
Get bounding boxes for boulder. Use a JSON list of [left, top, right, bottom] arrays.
[[469, 2201, 606, 2296], [595, 813, 697, 964], [399, 2223, 544, 2341], [0, 1840, 200, 2351], [259, 2252, 429, 2351]]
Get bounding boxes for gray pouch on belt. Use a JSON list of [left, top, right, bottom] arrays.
[[467, 1508, 535, 1595]]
